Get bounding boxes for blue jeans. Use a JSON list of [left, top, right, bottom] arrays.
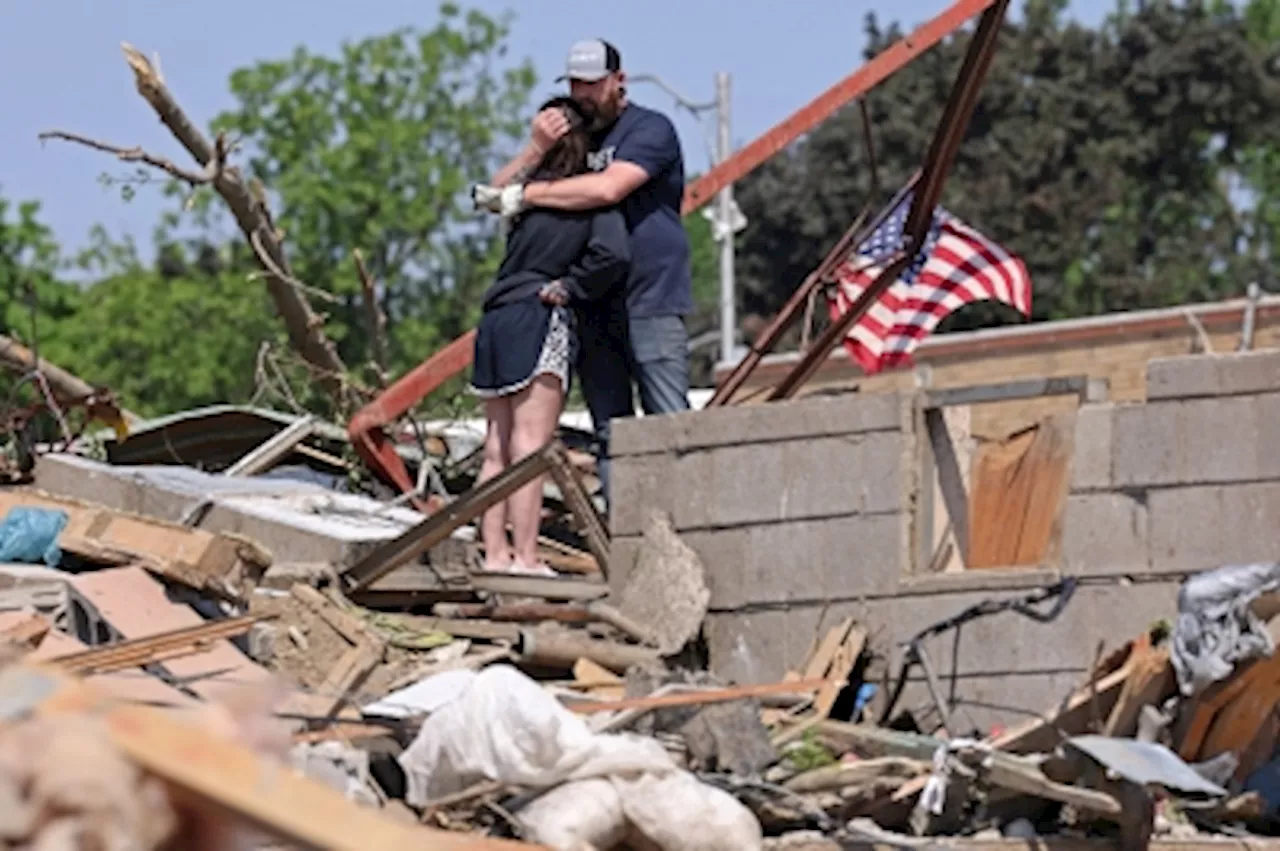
[[576, 313, 690, 508]]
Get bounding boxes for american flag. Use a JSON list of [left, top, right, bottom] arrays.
[[826, 191, 1032, 375]]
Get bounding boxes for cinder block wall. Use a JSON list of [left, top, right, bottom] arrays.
[[609, 350, 1280, 733]]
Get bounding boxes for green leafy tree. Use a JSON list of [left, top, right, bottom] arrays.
[[0, 191, 81, 355], [50, 238, 284, 417], [731, 0, 1280, 341], [201, 3, 536, 382]]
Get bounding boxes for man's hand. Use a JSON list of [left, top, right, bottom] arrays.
[[472, 183, 526, 218], [530, 108, 571, 155], [538, 280, 570, 306]]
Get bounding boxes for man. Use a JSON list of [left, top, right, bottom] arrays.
[[480, 38, 693, 506]]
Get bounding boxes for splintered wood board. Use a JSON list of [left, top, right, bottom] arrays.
[[73, 567, 273, 704]]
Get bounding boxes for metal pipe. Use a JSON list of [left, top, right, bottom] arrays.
[[716, 71, 736, 367]]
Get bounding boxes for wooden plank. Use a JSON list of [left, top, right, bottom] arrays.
[[25, 665, 537, 850], [925, 408, 971, 565], [290, 584, 377, 646], [565, 678, 829, 715], [73, 567, 274, 704], [47, 614, 262, 676], [224, 415, 316, 477], [20, 624, 199, 708], [545, 447, 611, 578], [1187, 651, 1280, 767], [0, 613, 51, 648], [341, 443, 557, 592], [966, 413, 1074, 569], [923, 375, 1090, 409], [1103, 646, 1174, 737], [468, 573, 608, 601], [814, 624, 867, 719]]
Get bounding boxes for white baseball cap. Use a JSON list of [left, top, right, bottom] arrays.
[[557, 38, 622, 83]]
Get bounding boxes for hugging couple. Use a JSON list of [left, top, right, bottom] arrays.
[[469, 38, 693, 576]]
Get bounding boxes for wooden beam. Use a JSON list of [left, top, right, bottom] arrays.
[[47, 615, 264, 676], [924, 408, 970, 565], [923, 375, 1090, 408], [340, 442, 558, 592], [545, 446, 611, 578]]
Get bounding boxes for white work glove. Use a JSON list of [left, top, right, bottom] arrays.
[[472, 183, 526, 218]]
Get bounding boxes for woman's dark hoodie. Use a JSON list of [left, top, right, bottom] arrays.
[[480, 206, 631, 311]]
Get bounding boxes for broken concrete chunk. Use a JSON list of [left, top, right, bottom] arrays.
[[262, 561, 338, 590], [288, 741, 381, 808], [679, 700, 778, 776], [612, 511, 710, 656], [247, 623, 278, 664]]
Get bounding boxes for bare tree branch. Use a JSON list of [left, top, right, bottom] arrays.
[[352, 248, 390, 386], [0, 333, 140, 424], [248, 229, 343, 305], [37, 129, 229, 185], [118, 41, 360, 409]]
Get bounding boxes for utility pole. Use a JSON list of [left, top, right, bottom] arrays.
[[714, 71, 736, 366], [630, 72, 746, 366]]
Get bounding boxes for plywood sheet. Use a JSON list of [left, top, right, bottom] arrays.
[[967, 413, 1074, 569]]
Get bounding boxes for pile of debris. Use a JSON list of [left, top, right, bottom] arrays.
[[0, 406, 1279, 851]]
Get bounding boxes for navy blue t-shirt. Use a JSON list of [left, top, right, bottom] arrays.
[[587, 103, 693, 318]]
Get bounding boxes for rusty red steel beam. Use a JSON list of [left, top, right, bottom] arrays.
[[680, 0, 998, 215], [766, 0, 1012, 402], [346, 330, 475, 509], [348, 0, 997, 494]]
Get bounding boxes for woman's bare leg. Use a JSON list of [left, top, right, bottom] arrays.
[[477, 396, 514, 571], [508, 374, 565, 569]]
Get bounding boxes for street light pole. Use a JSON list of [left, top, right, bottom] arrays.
[[715, 71, 735, 366]]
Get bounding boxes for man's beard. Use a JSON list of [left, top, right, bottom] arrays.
[[577, 93, 621, 132]]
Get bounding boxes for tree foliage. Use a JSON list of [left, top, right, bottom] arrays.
[[732, 0, 1280, 341], [205, 4, 536, 372]]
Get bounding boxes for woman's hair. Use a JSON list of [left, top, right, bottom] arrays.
[[532, 96, 591, 181]]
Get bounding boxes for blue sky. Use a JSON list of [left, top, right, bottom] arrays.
[[2, 0, 1114, 260]]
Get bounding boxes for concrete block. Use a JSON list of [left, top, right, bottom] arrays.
[[1149, 482, 1280, 572], [705, 603, 865, 684], [1069, 404, 1114, 491], [261, 561, 339, 590], [687, 512, 904, 609], [705, 580, 1179, 687], [1175, 395, 1263, 484], [606, 535, 644, 598], [34, 453, 152, 517], [676, 432, 905, 530], [1113, 395, 1278, 488], [890, 670, 1093, 733], [875, 582, 1180, 677], [609, 393, 906, 458], [33, 454, 425, 569], [1147, 350, 1280, 400], [202, 493, 422, 568], [1112, 402, 1180, 487], [609, 453, 677, 537], [1061, 493, 1149, 575]]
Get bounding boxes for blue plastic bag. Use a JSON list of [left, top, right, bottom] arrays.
[[0, 506, 69, 566]]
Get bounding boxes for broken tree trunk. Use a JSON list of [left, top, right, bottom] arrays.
[[118, 44, 357, 409], [0, 334, 139, 422]]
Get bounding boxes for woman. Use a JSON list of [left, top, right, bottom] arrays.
[[469, 96, 631, 575]]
